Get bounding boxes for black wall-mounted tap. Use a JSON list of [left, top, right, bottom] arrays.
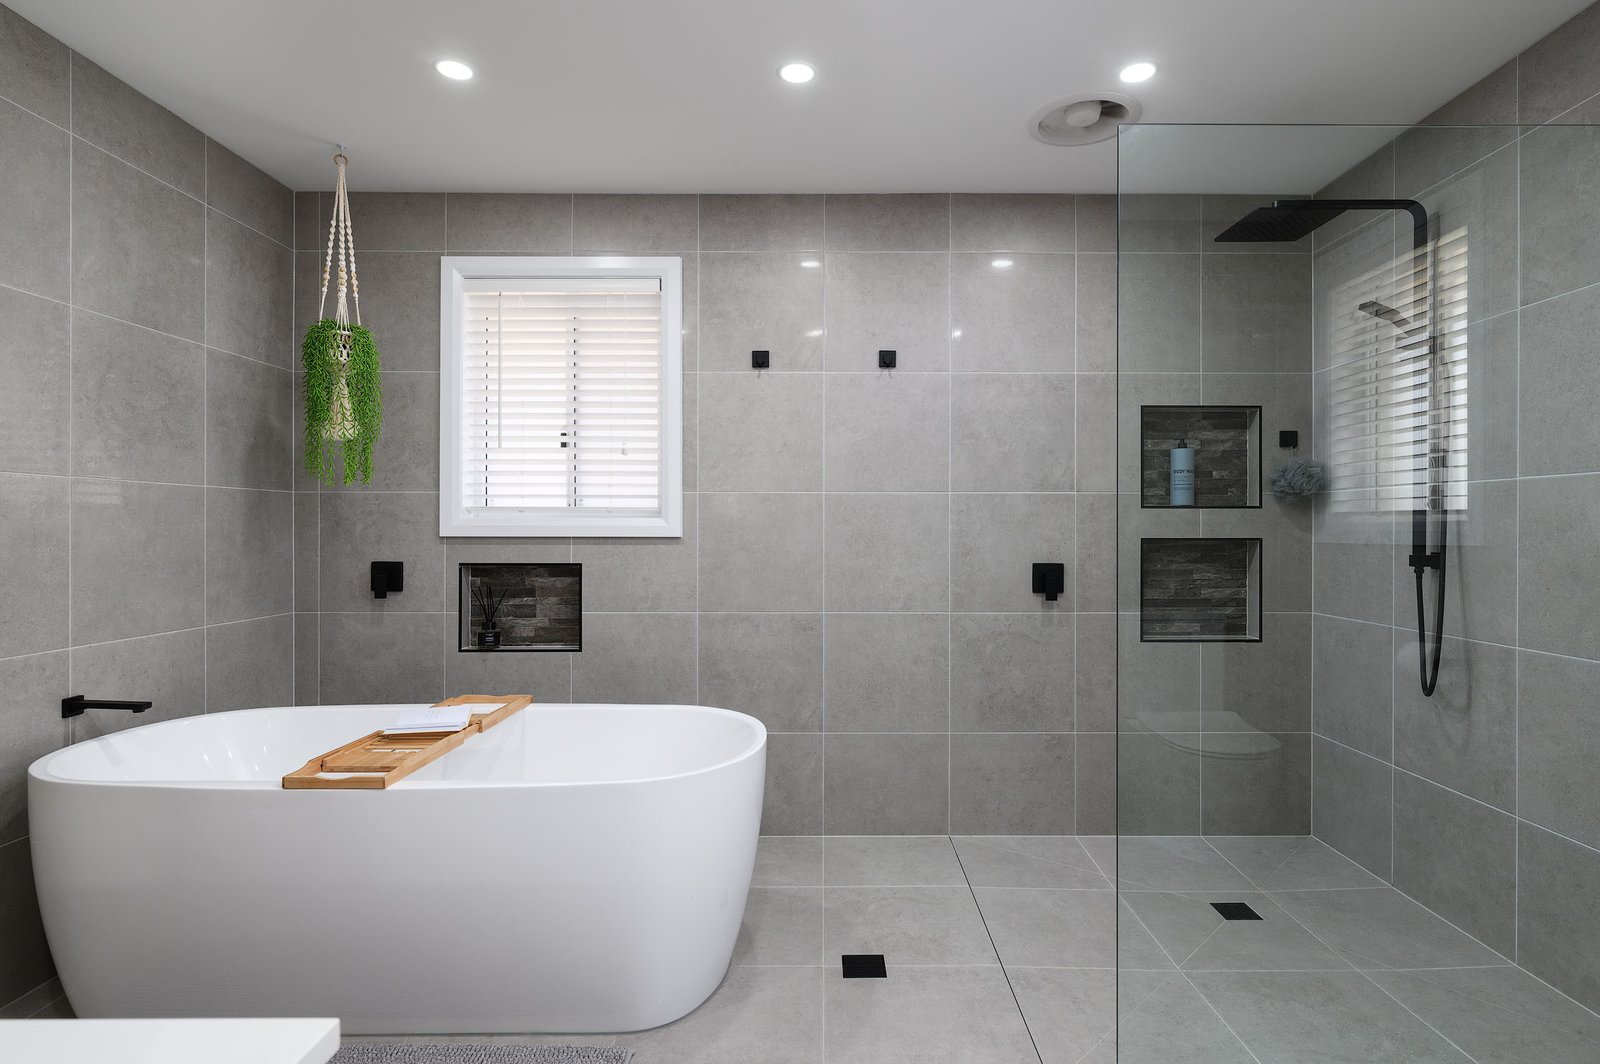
[[62, 696, 153, 719]]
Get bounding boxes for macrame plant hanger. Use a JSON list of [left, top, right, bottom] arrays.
[[303, 148, 382, 485]]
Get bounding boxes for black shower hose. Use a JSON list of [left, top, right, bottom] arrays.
[[1414, 511, 1447, 697]]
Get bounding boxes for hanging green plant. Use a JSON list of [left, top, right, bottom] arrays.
[[302, 150, 383, 485]]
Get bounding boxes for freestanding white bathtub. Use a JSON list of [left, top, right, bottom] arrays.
[[28, 703, 766, 1034]]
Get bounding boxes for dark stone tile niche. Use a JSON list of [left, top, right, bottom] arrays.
[[1140, 538, 1261, 642], [1141, 405, 1262, 508], [457, 563, 582, 652]]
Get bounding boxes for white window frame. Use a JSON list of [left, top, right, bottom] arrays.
[[439, 256, 684, 538]]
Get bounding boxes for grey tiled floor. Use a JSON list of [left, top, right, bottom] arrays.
[[19, 836, 1600, 1063]]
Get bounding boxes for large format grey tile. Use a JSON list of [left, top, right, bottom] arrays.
[[1122, 889, 1349, 971], [698, 613, 822, 731], [1520, 3, 1600, 124], [0, 287, 67, 474], [1310, 736, 1393, 879], [72, 142, 204, 341], [1008, 967, 1114, 1064], [569, 613, 696, 704], [1192, 970, 1473, 1063], [822, 836, 965, 886], [753, 836, 822, 887], [318, 612, 443, 705], [319, 492, 445, 612], [1521, 284, 1600, 477], [1076, 252, 1117, 373], [947, 372, 1075, 489], [1116, 836, 1254, 892], [444, 193, 570, 252], [70, 479, 203, 644], [1205, 836, 1386, 891], [206, 487, 292, 624], [1200, 731, 1311, 836], [951, 733, 1074, 835], [1200, 612, 1311, 732], [1367, 965, 1600, 1064], [70, 53, 203, 196], [205, 210, 292, 366], [341, 192, 445, 250], [1075, 734, 1117, 836], [698, 372, 824, 491], [823, 372, 948, 491], [0, 100, 68, 300], [824, 493, 948, 612], [950, 614, 1072, 732], [950, 193, 1074, 252], [0, 840, 53, 1007], [1074, 615, 1115, 731], [205, 614, 293, 712], [71, 309, 205, 483], [973, 887, 1114, 967], [1074, 496, 1114, 614], [571, 499, 697, 612], [1074, 372, 1116, 491], [206, 349, 290, 490], [733, 886, 822, 965], [952, 836, 1107, 889], [1393, 635, 1515, 809], [322, 370, 438, 492], [0, 473, 68, 659], [1117, 971, 1254, 1064], [1518, 650, 1600, 851], [1076, 195, 1116, 252], [627, 966, 823, 1064], [297, 251, 440, 371], [1391, 478, 1517, 648], [823, 253, 949, 371], [1201, 253, 1312, 372], [1521, 125, 1600, 305], [294, 613, 317, 705], [824, 886, 995, 965], [1392, 770, 1516, 957], [204, 139, 292, 247], [698, 492, 823, 612], [1395, 61, 1516, 196], [1274, 886, 1508, 970], [1519, 472, 1600, 659], [699, 253, 824, 371], [1517, 823, 1600, 1013], [0, 652, 68, 845], [950, 493, 1074, 612], [762, 733, 822, 836], [70, 628, 203, 739], [1115, 609, 1200, 720], [0, 5, 67, 124], [1120, 195, 1200, 252], [823, 194, 947, 252], [698, 195, 822, 251], [571, 194, 696, 252], [823, 613, 947, 732], [825, 965, 1034, 1064], [1312, 616, 1393, 759], [1115, 733, 1202, 836], [822, 734, 948, 835], [950, 253, 1074, 372]]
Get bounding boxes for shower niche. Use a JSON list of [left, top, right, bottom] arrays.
[[1141, 405, 1262, 508], [1139, 537, 1262, 642], [456, 563, 582, 652]]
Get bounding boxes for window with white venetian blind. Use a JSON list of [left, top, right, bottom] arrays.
[[1324, 225, 1470, 516], [439, 257, 683, 537]]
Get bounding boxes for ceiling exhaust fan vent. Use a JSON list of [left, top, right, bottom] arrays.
[[1030, 92, 1143, 146]]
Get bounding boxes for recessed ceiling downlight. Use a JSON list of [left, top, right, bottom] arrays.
[[435, 59, 473, 81], [1029, 92, 1143, 146], [778, 61, 816, 84], [1119, 61, 1157, 84]]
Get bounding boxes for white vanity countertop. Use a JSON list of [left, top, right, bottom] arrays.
[[0, 1018, 340, 1063]]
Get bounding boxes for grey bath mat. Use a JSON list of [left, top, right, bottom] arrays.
[[332, 1045, 631, 1064]]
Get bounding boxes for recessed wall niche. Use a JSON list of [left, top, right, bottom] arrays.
[[1139, 538, 1262, 642], [1141, 405, 1262, 508], [457, 563, 582, 652]]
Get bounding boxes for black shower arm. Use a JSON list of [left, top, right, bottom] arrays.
[[1273, 199, 1429, 252]]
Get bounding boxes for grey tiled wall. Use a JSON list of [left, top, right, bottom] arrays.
[[292, 190, 1113, 841], [0, 3, 294, 1013], [1114, 195, 1316, 837], [1310, 1, 1600, 1012]]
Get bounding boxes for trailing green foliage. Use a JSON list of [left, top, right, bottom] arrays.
[[302, 318, 383, 485]]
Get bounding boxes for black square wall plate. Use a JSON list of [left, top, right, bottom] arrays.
[[1211, 902, 1262, 921], [841, 954, 887, 978]]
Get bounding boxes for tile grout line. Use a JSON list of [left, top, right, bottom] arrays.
[[946, 835, 1047, 1064]]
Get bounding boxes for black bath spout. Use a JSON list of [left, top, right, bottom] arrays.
[[62, 695, 153, 719]]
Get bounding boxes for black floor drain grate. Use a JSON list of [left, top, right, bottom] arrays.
[[842, 954, 887, 978], [1211, 901, 1263, 921]]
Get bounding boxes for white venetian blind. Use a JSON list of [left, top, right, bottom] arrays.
[[1325, 225, 1470, 515], [459, 277, 663, 516]]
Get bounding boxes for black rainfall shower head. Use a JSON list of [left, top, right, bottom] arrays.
[[1213, 204, 1349, 243]]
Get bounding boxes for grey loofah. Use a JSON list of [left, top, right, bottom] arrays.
[[1270, 456, 1327, 502]]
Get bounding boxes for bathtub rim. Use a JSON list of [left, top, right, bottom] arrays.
[[29, 702, 767, 791]]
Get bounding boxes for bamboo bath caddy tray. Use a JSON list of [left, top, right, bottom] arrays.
[[282, 694, 532, 789]]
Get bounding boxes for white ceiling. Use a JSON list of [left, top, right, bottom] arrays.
[[11, 0, 1590, 194]]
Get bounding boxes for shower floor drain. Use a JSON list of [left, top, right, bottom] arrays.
[[1211, 902, 1263, 921], [841, 954, 888, 978]]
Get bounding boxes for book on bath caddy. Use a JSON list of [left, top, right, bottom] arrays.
[[382, 705, 474, 736]]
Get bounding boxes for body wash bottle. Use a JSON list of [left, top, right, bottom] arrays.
[[1170, 439, 1195, 506]]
